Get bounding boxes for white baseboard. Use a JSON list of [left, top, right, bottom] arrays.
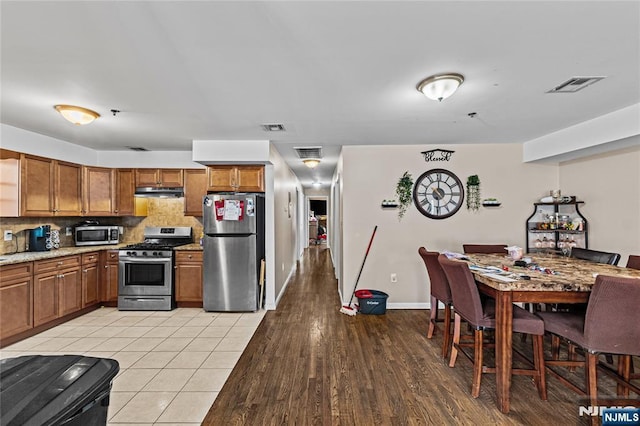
[[386, 303, 430, 310]]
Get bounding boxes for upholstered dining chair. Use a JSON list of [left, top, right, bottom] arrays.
[[536, 275, 640, 417], [569, 247, 621, 266], [462, 244, 508, 254], [626, 255, 640, 270], [418, 247, 453, 359], [438, 254, 547, 400]]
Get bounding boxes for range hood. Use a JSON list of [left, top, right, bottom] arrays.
[[134, 187, 184, 198]]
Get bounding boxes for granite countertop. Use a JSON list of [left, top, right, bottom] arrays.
[[466, 253, 640, 292], [176, 243, 203, 251], [0, 244, 128, 266], [0, 242, 203, 266]]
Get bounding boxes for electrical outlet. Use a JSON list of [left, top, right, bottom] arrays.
[[4, 230, 13, 241], [390, 273, 398, 283], [65, 227, 73, 236]]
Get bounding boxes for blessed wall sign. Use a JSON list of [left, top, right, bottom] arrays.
[[421, 149, 455, 162]]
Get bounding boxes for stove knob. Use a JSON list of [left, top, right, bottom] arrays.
[[152, 251, 158, 256], [142, 251, 148, 256], [130, 252, 136, 256]]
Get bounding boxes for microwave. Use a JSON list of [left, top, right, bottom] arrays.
[[75, 225, 120, 246]]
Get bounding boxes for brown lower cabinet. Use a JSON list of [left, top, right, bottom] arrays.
[[1, 250, 116, 346], [81, 252, 100, 308], [175, 250, 203, 305], [0, 263, 34, 340], [34, 255, 82, 327], [101, 250, 119, 303]]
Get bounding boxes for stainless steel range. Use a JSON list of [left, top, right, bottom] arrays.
[[118, 226, 193, 311]]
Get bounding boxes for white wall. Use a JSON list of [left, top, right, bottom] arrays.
[[523, 103, 640, 163], [192, 139, 270, 164], [1, 124, 97, 164], [268, 145, 304, 308], [1, 123, 203, 168], [340, 144, 558, 308], [559, 143, 640, 265]]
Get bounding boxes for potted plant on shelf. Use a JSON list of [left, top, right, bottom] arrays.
[[466, 175, 481, 211], [396, 171, 414, 220]]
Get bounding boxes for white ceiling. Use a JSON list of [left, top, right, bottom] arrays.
[[1, 1, 639, 187]]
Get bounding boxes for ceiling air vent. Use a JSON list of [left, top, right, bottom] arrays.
[[547, 76, 606, 93], [294, 147, 323, 159], [128, 147, 149, 151], [261, 123, 286, 132]]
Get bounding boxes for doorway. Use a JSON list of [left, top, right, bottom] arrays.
[[308, 197, 328, 247]]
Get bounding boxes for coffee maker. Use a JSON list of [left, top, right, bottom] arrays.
[[29, 225, 51, 252]]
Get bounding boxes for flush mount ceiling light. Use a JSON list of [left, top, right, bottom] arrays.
[[416, 73, 464, 102], [312, 182, 322, 188], [54, 104, 100, 125], [303, 159, 321, 169]]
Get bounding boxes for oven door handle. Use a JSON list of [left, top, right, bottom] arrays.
[[122, 297, 166, 301], [119, 257, 172, 263]]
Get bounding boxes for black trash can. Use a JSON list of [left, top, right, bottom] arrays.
[[355, 289, 389, 315], [0, 355, 119, 426]]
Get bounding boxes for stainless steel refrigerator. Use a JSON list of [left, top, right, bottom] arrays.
[[202, 193, 265, 311]]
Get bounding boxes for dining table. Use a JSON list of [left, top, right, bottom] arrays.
[[462, 252, 640, 414]]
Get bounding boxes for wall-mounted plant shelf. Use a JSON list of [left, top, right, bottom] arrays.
[[381, 200, 398, 209], [482, 198, 501, 207]]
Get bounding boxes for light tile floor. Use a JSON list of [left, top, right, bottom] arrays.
[[0, 307, 266, 425]]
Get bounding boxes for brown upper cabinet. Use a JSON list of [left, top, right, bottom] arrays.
[[115, 169, 136, 216], [82, 166, 115, 216], [20, 154, 82, 216], [184, 169, 208, 216], [207, 165, 264, 192], [82, 167, 139, 216], [136, 169, 184, 187]]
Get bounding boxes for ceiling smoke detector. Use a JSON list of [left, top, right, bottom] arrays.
[[547, 76, 606, 93], [261, 123, 286, 132]]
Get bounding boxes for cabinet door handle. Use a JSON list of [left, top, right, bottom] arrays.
[[57, 261, 63, 265], [188, 255, 192, 259], [104, 265, 109, 269]]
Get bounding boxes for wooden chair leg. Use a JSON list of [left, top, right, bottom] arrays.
[[532, 334, 547, 400], [617, 355, 631, 397], [471, 328, 483, 398], [442, 304, 452, 359], [586, 353, 599, 426], [605, 354, 614, 365], [449, 313, 461, 368], [568, 343, 577, 372], [427, 296, 438, 338], [551, 335, 561, 360]]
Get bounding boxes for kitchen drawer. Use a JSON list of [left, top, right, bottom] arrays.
[[105, 251, 119, 261], [34, 255, 81, 274], [0, 262, 33, 285], [81, 252, 100, 265], [175, 251, 203, 263]]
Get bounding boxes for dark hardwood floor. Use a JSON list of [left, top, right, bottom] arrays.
[[203, 246, 622, 425]]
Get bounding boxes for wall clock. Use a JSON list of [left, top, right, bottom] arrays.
[[413, 168, 464, 219]]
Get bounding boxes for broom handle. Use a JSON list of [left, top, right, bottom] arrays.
[[348, 225, 378, 306]]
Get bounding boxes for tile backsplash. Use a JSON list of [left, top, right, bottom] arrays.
[[1, 198, 203, 255]]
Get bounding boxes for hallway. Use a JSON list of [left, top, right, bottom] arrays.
[[203, 246, 584, 425]]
